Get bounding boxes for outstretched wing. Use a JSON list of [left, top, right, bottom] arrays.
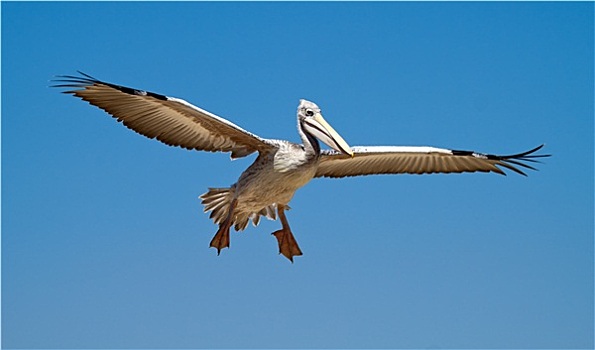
[[53, 72, 275, 159], [315, 144, 549, 178]]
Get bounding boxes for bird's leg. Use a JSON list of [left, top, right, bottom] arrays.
[[271, 204, 303, 262], [209, 199, 237, 255]]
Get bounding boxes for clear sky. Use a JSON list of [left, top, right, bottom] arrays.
[[2, 2, 593, 349]]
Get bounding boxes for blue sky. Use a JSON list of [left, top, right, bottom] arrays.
[[2, 2, 593, 349]]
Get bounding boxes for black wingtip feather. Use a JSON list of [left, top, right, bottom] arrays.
[[51, 71, 169, 101], [453, 144, 550, 176], [492, 144, 550, 176], [500, 144, 551, 160], [76, 70, 98, 80]]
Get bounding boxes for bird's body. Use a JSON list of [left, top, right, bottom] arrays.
[[53, 72, 549, 262], [205, 140, 319, 232], [239, 141, 318, 207]]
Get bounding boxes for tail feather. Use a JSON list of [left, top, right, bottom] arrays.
[[200, 188, 278, 231], [200, 188, 233, 226]]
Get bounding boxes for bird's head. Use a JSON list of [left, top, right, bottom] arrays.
[[298, 99, 354, 157]]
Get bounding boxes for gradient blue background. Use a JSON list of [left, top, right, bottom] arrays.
[[2, 2, 593, 349]]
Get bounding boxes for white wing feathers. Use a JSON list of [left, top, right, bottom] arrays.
[[53, 72, 274, 158], [316, 145, 549, 178]]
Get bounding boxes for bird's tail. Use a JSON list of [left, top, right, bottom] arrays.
[[200, 188, 234, 226], [199, 188, 278, 231]]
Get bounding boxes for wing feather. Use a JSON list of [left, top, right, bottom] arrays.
[[53, 72, 275, 158], [315, 145, 549, 178]]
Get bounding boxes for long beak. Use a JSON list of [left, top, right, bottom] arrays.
[[303, 112, 354, 157]]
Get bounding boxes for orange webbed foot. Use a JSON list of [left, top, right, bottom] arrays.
[[272, 228, 303, 262], [210, 224, 231, 255]]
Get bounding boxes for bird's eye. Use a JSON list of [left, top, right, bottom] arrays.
[[305, 109, 314, 117]]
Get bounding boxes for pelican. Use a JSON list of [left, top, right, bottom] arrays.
[[53, 72, 549, 262]]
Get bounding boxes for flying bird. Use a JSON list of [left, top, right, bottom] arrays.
[[53, 72, 549, 262]]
